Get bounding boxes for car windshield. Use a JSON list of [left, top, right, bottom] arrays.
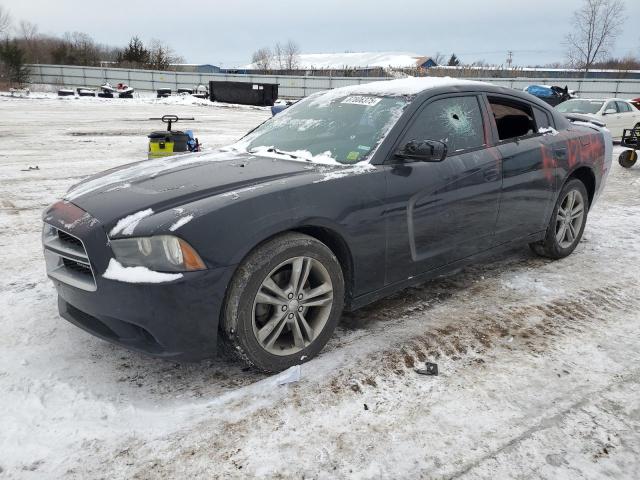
[[556, 99, 604, 114], [240, 93, 409, 164]]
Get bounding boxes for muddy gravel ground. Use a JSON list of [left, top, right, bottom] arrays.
[[1, 94, 639, 479]]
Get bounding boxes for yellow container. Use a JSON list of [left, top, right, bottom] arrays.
[[148, 137, 175, 159]]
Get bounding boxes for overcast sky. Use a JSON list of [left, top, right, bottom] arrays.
[[3, 0, 640, 67]]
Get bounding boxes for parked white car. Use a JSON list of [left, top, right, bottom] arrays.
[[556, 98, 640, 139]]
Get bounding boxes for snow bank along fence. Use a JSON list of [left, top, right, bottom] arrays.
[[29, 64, 640, 100]]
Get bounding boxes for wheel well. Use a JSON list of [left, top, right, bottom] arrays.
[[568, 166, 595, 207], [293, 226, 354, 307]]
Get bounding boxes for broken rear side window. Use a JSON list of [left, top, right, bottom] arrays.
[[489, 98, 536, 141]]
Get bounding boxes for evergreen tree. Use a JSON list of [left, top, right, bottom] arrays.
[[0, 39, 30, 87], [119, 36, 149, 66]]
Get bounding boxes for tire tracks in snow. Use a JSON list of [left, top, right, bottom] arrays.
[[329, 280, 640, 398]]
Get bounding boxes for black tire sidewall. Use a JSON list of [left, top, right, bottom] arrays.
[[224, 234, 345, 372], [618, 150, 637, 168]]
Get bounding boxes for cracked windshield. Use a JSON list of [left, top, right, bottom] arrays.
[[245, 94, 409, 164]]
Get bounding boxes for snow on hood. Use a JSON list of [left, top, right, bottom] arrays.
[[109, 209, 154, 237], [65, 150, 239, 201]]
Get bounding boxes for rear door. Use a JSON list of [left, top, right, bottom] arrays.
[[384, 93, 502, 284], [603, 101, 624, 138], [616, 101, 640, 134], [486, 95, 557, 244]]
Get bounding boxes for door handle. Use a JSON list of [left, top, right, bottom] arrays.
[[483, 168, 500, 182], [553, 148, 567, 160]]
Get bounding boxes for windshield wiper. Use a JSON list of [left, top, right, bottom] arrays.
[[266, 147, 300, 159], [249, 147, 301, 160]]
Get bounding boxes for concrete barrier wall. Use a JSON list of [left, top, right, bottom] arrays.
[[28, 64, 640, 99]]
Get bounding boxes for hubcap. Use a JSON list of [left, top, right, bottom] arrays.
[[252, 256, 333, 356], [555, 189, 585, 249]]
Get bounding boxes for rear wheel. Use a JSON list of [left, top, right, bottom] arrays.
[[619, 149, 638, 168], [221, 232, 344, 372], [530, 179, 589, 259]]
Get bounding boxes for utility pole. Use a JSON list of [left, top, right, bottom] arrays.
[[506, 51, 513, 68]]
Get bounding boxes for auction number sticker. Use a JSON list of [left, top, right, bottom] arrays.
[[341, 95, 382, 106]]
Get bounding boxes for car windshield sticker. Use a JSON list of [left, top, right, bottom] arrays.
[[440, 104, 475, 137], [357, 145, 371, 151], [346, 151, 361, 162], [341, 96, 382, 107]]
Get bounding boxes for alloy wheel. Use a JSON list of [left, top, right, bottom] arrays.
[[252, 256, 334, 356], [555, 189, 585, 249]]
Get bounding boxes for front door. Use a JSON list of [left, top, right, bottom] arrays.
[[384, 94, 502, 285]]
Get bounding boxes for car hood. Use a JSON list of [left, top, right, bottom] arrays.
[[65, 150, 318, 224]]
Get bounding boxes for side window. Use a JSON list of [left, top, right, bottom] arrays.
[[533, 107, 553, 130], [488, 97, 536, 141], [605, 101, 619, 113], [616, 101, 631, 113], [402, 96, 485, 154]]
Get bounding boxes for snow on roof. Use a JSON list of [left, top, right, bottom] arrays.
[[244, 52, 428, 70], [308, 77, 490, 106]]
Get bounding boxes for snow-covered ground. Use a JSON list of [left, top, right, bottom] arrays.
[[1, 95, 639, 479]]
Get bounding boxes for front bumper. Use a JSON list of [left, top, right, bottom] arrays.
[[43, 201, 236, 361], [53, 266, 234, 361]]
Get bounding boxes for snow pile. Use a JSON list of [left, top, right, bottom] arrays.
[[102, 258, 182, 283], [109, 209, 154, 237], [244, 51, 426, 69], [313, 163, 377, 183], [539, 127, 559, 136]]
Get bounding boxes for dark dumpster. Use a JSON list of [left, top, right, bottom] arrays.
[[209, 81, 278, 106]]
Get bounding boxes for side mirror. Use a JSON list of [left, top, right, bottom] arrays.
[[603, 108, 617, 115], [395, 139, 447, 162]]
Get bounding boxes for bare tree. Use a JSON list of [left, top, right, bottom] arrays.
[[283, 39, 300, 70], [0, 6, 11, 38], [251, 47, 272, 72], [147, 39, 182, 70], [566, 0, 625, 71], [433, 52, 445, 65], [273, 42, 285, 70], [19, 20, 38, 41]]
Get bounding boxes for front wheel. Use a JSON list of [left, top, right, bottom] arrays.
[[221, 232, 344, 372], [530, 179, 589, 259]]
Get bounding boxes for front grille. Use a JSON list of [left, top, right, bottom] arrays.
[[62, 257, 93, 275], [43, 223, 97, 291], [58, 230, 83, 249]]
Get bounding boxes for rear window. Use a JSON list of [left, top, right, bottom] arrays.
[[488, 98, 536, 141], [617, 101, 632, 113]]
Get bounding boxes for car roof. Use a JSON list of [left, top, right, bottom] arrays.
[[313, 77, 570, 127], [567, 98, 629, 102], [317, 77, 551, 106]]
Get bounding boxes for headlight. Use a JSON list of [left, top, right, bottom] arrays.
[[110, 235, 206, 272]]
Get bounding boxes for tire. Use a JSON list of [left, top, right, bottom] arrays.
[[221, 232, 345, 372], [529, 178, 589, 259], [618, 150, 638, 168]]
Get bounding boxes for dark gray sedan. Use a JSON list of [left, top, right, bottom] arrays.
[[42, 78, 611, 371]]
